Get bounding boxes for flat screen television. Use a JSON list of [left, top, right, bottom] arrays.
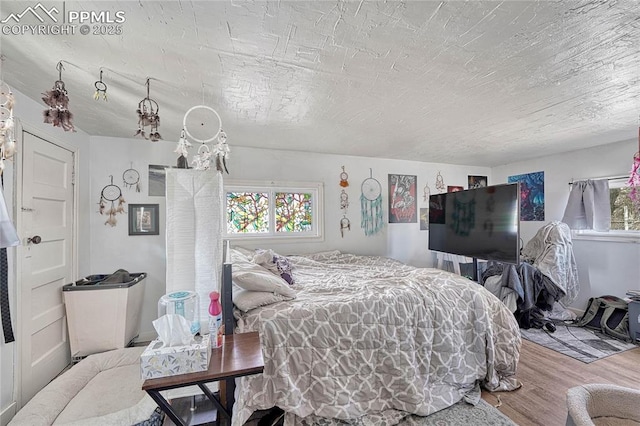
[[428, 183, 520, 265]]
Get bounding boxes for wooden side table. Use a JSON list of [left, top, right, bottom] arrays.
[[142, 331, 264, 426]]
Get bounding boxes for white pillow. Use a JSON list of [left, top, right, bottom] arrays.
[[233, 288, 292, 312], [233, 269, 296, 297]]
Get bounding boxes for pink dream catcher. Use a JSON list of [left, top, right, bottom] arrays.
[[627, 124, 640, 211]]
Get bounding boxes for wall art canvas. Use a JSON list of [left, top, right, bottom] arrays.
[[447, 185, 464, 192], [419, 208, 429, 230], [468, 175, 487, 189], [388, 174, 417, 223], [149, 164, 169, 196], [508, 171, 545, 221]]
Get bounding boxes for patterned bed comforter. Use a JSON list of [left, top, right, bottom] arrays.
[[232, 252, 521, 426]]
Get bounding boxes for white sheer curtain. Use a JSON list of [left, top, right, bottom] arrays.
[[562, 179, 610, 231], [165, 169, 224, 333]]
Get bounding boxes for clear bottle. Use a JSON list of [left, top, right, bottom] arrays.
[[208, 291, 223, 348]]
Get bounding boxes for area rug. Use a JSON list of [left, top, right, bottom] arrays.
[[520, 323, 638, 363], [401, 399, 515, 426], [245, 399, 515, 426]]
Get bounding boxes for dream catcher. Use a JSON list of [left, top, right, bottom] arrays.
[[0, 80, 17, 175], [360, 168, 384, 236], [435, 171, 445, 193], [93, 70, 107, 101], [423, 182, 430, 202], [627, 119, 640, 212], [42, 61, 75, 132], [99, 175, 126, 227], [339, 166, 349, 187], [339, 165, 351, 237], [122, 163, 141, 192], [181, 104, 230, 173], [135, 78, 161, 141]]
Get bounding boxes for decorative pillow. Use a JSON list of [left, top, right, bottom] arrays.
[[252, 249, 295, 285], [233, 269, 296, 297], [233, 288, 293, 312]]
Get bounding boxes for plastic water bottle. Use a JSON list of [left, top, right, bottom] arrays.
[[208, 291, 223, 348]]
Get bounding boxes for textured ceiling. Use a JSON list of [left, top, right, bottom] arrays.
[[1, 1, 639, 166]]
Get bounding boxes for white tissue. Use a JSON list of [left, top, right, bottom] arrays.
[[153, 314, 194, 348]]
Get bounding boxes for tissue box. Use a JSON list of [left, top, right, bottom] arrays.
[[140, 334, 211, 379]]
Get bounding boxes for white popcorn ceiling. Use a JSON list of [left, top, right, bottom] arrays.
[[1, 0, 639, 166]]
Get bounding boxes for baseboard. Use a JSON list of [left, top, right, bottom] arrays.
[[1, 401, 17, 426]]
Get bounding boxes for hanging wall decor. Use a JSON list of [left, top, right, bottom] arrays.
[[122, 163, 141, 192], [135, 78, 161, 141], [42, 61, 75, 132], [360, 169, 384, 236], [339, 166, 351, 237], [339, 166, 349, 187], [508, 171, 545, 221], [435, 171, 445, 193], [93, 70, 108, 101], [181, 104, 230, 173], [423, 182, 430, 202], [388, 174, 417, 223], [99, 175, 126, 227], [0, 80, 16, 175]]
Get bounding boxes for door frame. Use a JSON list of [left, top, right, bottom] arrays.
[[13, 122, 79, 409]]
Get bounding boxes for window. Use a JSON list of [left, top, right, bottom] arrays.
[[609, 179, 640, 231], [573, 178, 640, 242], [224, 180, 323, 241]]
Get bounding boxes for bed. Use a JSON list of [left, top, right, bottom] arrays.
[[228, 249, 521, 426]]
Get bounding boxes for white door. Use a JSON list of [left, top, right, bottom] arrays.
[[18, 131, 74, 407]]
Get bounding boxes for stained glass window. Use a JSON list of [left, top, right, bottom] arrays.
[[227, 192, 269, 233], [225, 181, 323, 240], [275, 192, 312, 232]]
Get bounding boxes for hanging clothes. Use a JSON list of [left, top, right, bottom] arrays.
[[0, 186, 19, 248]]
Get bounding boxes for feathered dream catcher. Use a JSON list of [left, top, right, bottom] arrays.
[[42, 61, 75, 132], [0, 80, 17, 175], [339, 166, 350, 238], [93, 70, 107, 101], [177, 104, 230, 173], [627, 120, 640, 212], [435, 171, 445, 193], [135, 78, 161, 141], [360, 168, 384, 236], [122, 163, 141, 192], [98, 175, 126, 227]]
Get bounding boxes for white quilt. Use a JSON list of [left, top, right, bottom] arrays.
[[232, 252, 521, 426]]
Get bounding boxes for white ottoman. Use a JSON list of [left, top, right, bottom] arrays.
[[566, 383, 640, 426]]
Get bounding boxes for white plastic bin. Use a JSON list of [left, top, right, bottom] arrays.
[[62, 272, 146, 358]]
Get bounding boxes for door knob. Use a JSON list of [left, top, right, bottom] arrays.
[[27, 236, 42, 245]]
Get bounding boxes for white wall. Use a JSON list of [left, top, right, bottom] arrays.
[[89, 136, 491, 341], [1, 89, 91, 424], [492, 138, 640, 310]]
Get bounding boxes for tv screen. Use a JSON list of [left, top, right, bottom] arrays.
[[428, 183, 520, 264]]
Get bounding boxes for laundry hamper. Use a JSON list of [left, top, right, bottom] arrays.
[[62, 271, 146, 360]]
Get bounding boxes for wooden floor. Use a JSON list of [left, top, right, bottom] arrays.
[[481, 339, 640, 426]]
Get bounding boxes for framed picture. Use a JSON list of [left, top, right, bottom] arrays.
[[419, 208, 429, 230], [468, 175, 487, 189], [447, 185, 464, 192], [129, 204, 160, 235], [508, 171, 545, 221], [388, 174, 417, 223]]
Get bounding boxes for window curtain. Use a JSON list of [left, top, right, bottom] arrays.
[[562, 179, 610, 231], [165, 169, 223, 333]]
